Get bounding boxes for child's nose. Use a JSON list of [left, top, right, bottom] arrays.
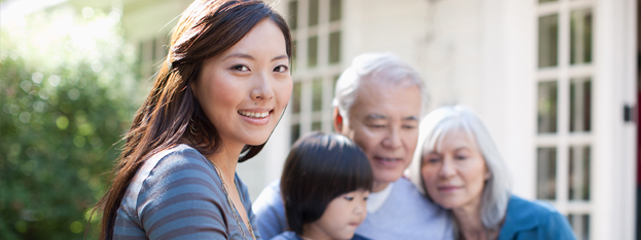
[[354, 202, 365, 214]]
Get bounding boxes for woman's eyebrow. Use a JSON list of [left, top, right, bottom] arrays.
[[221, 53, 288, 62], [272, 55, 288, 61], [222, 52, 253, 61]]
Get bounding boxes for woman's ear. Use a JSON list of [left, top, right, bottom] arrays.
[[485, 171, 492, 180], [333, 107, 344, 134]]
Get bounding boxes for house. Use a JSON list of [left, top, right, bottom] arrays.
[[55, 0, 641, 238]]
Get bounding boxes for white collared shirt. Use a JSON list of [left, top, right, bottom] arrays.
[[366, 182, 394, 213]]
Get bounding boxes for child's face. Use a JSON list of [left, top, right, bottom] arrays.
[[305, 189, 369, 240]]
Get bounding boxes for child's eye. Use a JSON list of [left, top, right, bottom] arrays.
[[231, 65, 249, 72], [344, 196, 354, 201], [274, 65, 288, 73], [363, 197, 369, 201]]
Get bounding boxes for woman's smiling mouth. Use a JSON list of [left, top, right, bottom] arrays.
[[238, 110, 271, 118]]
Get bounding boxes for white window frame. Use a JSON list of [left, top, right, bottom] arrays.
[[288, 0, 344, 143], [536, 0, 595, 238]]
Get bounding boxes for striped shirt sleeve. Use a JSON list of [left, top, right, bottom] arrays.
[[114, 145, 252, 240]]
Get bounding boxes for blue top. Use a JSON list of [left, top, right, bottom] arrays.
[[253, 178, 452, 240], [113, 144, 259, 240], [498, 195, 577, 240], [270, 232, 301, 240], [270, 231, 371, 240]]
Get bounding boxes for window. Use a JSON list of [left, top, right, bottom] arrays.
[[287, 0, 343, 145], [536, 0, 594, 238], [537, 147, 557, 200]]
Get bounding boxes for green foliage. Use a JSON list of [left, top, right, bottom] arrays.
[[1, 5, 139, 240]]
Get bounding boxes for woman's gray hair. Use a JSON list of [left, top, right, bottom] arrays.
[[332, 52, 428, 123], [409, 105, 511, 230]]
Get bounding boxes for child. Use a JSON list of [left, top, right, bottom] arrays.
[[271, 132, 373, 240]]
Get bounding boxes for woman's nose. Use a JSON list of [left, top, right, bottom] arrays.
[[438, 158, 457, 178], [250, 73, 274, 101]]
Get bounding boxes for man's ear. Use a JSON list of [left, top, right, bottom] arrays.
[[333, 107, 344, 134]]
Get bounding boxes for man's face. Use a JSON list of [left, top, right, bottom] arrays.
[[336, 79, 422, 192]]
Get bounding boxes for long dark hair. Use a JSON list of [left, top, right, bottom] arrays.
[[96, 1, 291, 239], [280, 132, 373, 235]]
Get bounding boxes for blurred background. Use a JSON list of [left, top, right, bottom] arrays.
[[0, 0, 638, 239]]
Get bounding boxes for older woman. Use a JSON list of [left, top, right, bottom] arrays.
[[409, 105, 576, 240]]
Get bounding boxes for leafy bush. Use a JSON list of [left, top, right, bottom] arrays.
[[1, 5, 140, 240]]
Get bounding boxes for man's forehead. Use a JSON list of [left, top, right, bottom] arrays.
[[364, 113, 419, 121]]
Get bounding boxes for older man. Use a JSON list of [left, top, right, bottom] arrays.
[[252, 53, 452, 240]]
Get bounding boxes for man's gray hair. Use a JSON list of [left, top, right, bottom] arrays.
[[332, 52, 428, 123], [409, 105, 512, 231]]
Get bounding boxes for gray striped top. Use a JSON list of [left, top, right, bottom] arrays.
[[113, 144, 259, 240]]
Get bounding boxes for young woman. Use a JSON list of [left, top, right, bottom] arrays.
[[409, 105, 576, 240], [272, 132, 372, 240], [97, 1, 292, 239]]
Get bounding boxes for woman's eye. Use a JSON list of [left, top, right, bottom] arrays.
[[274, 65, 288, 73], [344, 196, 354, 201], [455, 155, 467, 160], [363, 197, 369, 201], [231, 65, 249, 72], [402, 125, 416, 129]]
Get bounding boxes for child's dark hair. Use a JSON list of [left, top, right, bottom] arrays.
[[280, 132, 373, 235]]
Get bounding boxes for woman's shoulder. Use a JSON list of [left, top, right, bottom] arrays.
[[133, 144, 222, 203], [501, 194, 576, 240], [150, 144, 210, 169], [507, 195, 562, 219]]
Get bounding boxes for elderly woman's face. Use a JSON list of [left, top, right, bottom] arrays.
[[192, 19, 292, 148], [421, 130, 489, 210], [339, 80, 421, 192]]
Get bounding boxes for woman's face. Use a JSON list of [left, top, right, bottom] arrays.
[[305, 189, 369, 240], [192, 19, 292, 149], [421, 130, 489, 210]]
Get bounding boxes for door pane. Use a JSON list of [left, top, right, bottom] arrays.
[[569, 145, 590, 201], [312, 121, 322, 131], [328, 31, 341, 64], [569, 214, 590, 240], [539, 14, 559, 68], [307, 36, 318, 68], [539, 0, 558, 3], [288, 0, 298, 30], [312, 78, 323, 111], [569, 78, 591, 132], [538, 81, 558, 133], [292, 81, 302, 113], [291, 40, 297, 72], [290, 123, 300, 145], [330, 0, 342, 22], [537, 147, 557, 200], [570, 9, 593, 65], [308, 0, 319, 27]]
